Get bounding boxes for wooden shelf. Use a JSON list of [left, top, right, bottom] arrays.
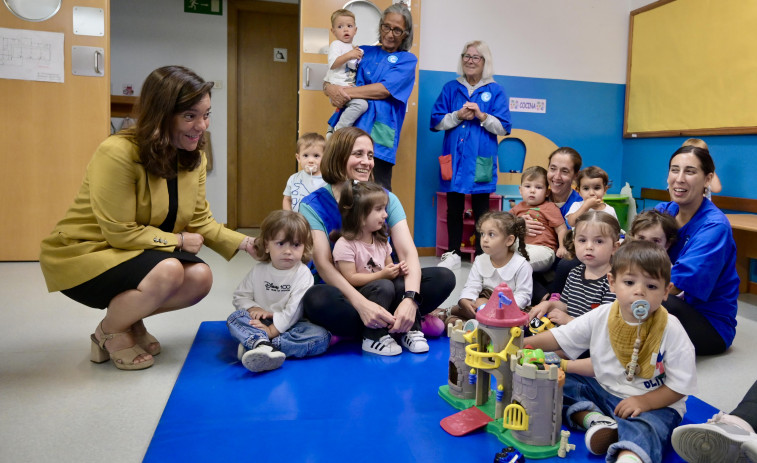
[[111, 95, 138, 118]]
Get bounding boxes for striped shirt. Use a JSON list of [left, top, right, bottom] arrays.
[[559, 264, 616, 318]]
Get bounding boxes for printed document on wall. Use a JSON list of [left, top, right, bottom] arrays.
[[0, 27, 64, 83]]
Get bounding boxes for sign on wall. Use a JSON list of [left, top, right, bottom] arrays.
[[184, 0, 222, 16], [509, 97, 547, 114]]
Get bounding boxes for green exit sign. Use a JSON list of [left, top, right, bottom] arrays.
[[184, 0, 222, 16]]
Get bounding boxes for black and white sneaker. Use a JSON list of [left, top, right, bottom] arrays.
[[401, 330, 429, 353], [584, 414, 618, 455], [362, 335, 401, 356], [241, 340, 285, 372]]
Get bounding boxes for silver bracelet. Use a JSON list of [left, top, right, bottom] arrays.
[[178, 232, 184, 251]]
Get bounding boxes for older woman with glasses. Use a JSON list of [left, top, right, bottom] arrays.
[[431, 40, 511, 270], [323, 3, 417, 190]]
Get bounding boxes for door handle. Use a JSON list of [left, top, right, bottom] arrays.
[[94, 50, 103, 74], [305, 65, 310, 88]]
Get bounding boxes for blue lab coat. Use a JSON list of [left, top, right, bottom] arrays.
[[430, 78, 511, 194], [656, 199, 739, 347], [328, 46, 417, 165]]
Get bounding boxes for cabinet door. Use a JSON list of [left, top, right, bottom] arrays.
[[298, 0, 421, 232], [1, 1, 110, 260]]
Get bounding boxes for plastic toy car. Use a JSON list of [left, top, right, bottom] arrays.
[[493, 446, 526, 463], [529, 316, 554, 334]]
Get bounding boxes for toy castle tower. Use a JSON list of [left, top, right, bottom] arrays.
[[505, 350, 565, 446], [464, 283, 529, 420], [447, 320, 476, 400]]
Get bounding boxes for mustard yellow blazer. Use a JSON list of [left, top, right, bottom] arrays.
[[40, 135, 245, 292]]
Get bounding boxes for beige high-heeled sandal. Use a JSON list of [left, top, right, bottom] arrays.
[[133, 331, 161, 356], [90, 322, 154, 370]]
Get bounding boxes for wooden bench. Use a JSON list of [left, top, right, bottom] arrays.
[[640, 188, 757, 294]]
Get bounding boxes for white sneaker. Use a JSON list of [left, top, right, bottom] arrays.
[[437, 251, 461, 270], [401, 330, 429, 353], [583, 413, 618, 455], [672, 412, 757, 463], [744, 439, 757, 462], [362, 335, 401, 356], [241, 340, 285, 372]]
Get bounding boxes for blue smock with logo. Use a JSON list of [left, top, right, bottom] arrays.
[[656, 199, 739, 348], [430, 78, 511, 194], [328, 45, 417, 165]]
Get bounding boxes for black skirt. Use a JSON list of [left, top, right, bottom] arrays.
[[61, 176, 205, 309], [62, 250, 205, 309]]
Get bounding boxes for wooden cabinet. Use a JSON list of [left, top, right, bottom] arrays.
[[435, 192, 503, 262]]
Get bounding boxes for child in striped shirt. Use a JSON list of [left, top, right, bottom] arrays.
[[528, 210, 621, 325]]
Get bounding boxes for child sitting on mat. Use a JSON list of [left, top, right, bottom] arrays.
[[227, 210, 330, 373], [526, 240, 697, 463], [332, 181, 429, 356]]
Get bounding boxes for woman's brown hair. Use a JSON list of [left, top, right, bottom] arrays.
[[128, 65, 214, 178], [321, 127, 373, 185], [548, 147, 583, 174]]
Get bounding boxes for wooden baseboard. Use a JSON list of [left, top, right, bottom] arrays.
[[749, 281, 757, 295], [417, 247, 437, 257], [640, 188, 757, 213]]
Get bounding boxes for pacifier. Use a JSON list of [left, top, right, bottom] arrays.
[[631, 300, 650, 321]]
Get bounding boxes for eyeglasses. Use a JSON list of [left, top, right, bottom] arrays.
[[380, 23, 406, 37], [461, 54, 484, 63]]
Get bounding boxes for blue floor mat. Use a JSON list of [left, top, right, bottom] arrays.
[[145, 321, 716, 462]]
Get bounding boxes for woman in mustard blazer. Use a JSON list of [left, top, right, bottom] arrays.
[[40, 66, 253, 370]]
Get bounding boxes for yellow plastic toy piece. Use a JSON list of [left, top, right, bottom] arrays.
[[462, 328, 477, 344], [503, 326, 522, 358], [464, 326, 523, 370], [503, 403, 529, 431]]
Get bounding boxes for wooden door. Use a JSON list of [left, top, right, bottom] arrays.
[[228, 1, 298, 228], [0, 1, 110, 261], [298, 0, 421, 233]]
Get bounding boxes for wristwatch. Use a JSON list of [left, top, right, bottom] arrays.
[[402, 291, 423, 306]]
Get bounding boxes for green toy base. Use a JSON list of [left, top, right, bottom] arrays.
[[439, 385, 559, 459]]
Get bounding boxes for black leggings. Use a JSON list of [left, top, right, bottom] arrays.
[[732, 379, 757, 430], [446, 192, 491, 256], [302, 267, 456, 338], [663, 295, 727, 356]]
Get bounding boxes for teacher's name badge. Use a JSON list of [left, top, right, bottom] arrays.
[[481, 92, 492, 102], [387, 55, 398, 64]]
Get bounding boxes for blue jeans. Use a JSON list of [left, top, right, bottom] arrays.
[[562, 373, 681, 463], [226, 310, 330, 358]]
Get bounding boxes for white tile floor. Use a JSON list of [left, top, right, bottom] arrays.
[[1, 250, 756, 462]]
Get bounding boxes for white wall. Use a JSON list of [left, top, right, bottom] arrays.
[[419, 0, 633, 84], [110, 0, 229, 221], [110, 0, 650, 225]]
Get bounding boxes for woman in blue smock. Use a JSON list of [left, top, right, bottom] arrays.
[[324, 3, 416, 191], [430, 40, 511, 270], [655, 145, 738, 355]]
